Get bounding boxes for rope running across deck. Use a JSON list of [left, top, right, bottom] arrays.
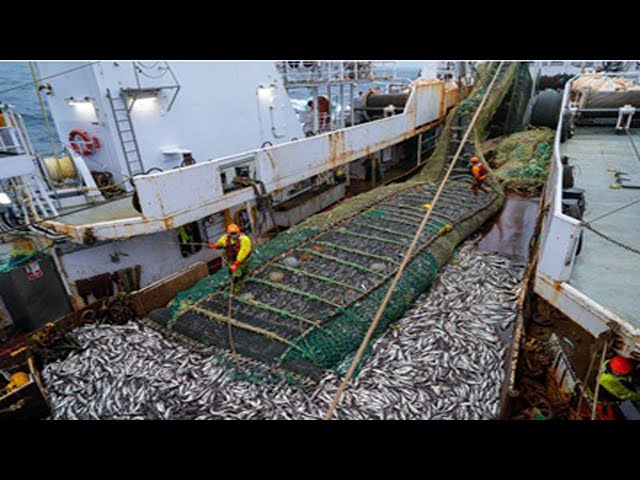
[[324, 61, 507, 420]]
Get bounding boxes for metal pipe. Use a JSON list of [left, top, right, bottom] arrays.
[[245, 201, 256, 236], [27, 223, 67, 240], [591, 340, 608, 420], [371, 152, 378, 189], [339, 83, 345, 129], [28, 61, 59, 159], [350, 83, 355, 127], [312, 87, 319, 135], [327, 84, 332, 131], [576, 108, 630, 113]]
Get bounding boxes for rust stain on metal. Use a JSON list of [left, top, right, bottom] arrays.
[[69, 296, 84, 311], [14, 237, 35, 251], [324, 116, 445, 172], [328, 130, 346, 168], [41, 221, 74, 237], [546, 279, 564, 307], [264, 148, 277, 171], [536, 275, 565, 316], [163, 216, 176, 230], [412, 78, 442, 88], [82, 228, 97, 245], [155, 190, 165, 218]]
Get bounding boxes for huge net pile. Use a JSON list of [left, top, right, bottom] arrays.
[[491, 127, 554, 193], [146, 62, 521, 388]]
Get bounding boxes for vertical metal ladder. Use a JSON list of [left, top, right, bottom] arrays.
[[106, 88, 145, 178], [22, 174, 59, 220]]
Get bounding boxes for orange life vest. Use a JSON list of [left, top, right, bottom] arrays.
[[472, 163, 487, 181]]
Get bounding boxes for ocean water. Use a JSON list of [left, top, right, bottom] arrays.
[[0, 61, 60, 156], [0, 62, 422, 156]]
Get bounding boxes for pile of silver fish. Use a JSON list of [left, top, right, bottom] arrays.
[[42, 239, 524, 420]]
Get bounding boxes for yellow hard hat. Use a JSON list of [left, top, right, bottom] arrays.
[[6, 372, 29, 392], [227, 224, 241, 234]]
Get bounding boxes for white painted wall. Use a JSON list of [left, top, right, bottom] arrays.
[[36, 61, 304, 186], [34, 62, 125, 183], [134, 80, 441, 220], [57, 221, 224, 304]]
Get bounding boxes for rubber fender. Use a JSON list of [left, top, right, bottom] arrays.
[[530, 89, 562, 129]]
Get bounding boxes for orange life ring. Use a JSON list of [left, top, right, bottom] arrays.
[[69, 129, 100, 156]]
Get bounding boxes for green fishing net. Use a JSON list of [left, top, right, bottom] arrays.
[[146, 62, 523, 388]]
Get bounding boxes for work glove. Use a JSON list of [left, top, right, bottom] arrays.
[[230, 262, 240, 274], [208, 243, 220, 250]]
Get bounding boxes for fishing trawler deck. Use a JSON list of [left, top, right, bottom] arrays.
[[562, 126, 640, 328]]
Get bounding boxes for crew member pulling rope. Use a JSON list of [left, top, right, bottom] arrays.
[[208, 223, 252, 285]]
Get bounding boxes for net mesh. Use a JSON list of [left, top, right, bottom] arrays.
[[492, 127, 554, 193], [146, 62, 522, 388]]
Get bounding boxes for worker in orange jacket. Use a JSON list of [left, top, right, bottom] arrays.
[[208, 224, 253, 280], [470, 156, 489, 196]]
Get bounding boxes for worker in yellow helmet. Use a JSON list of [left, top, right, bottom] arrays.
[[208, 224, 252, 279]]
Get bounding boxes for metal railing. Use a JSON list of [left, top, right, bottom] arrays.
[[0, 104, 32, 156], [125, 62, 181, 113], [539, 71, 640, 282], [276, 61, 396, 86], [537, 75, 583, 281], [296, 79, 414, 136]]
